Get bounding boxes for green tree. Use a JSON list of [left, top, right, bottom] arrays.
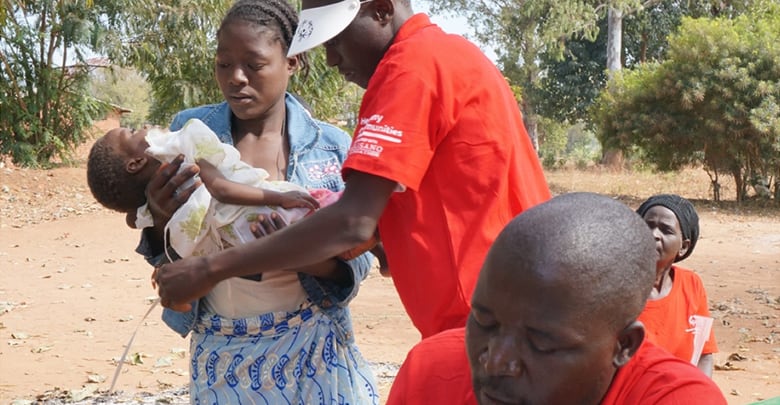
[[88, 65, 151, 129], [97, 0, 353, 126], [0, 0, 109, 166], [592, 3, 780, 201], [536, 0, 746, 126], [424, 0, 606, 149], [422, 0, 753, 167]]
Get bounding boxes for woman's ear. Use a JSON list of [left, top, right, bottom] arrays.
[[287, 55, 299, 75], [677, 239, 691, 260], [613, 321, 644, 368], [126, 156, 149, 174]]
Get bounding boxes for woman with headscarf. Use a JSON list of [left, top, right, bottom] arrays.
[[636, 194, 718, 377]]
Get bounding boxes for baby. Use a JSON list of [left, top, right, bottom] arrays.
[[87, 119, 373, 263]]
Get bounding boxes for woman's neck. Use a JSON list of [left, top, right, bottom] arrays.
[[229, 104, 290, 180], [232, 112, 286, 140], [649, 266, 674, 300]]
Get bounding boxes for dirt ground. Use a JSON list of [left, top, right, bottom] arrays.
[[0, 158, 778, 404]]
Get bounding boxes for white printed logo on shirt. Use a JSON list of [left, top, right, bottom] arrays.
[[350, 114, 403, 158]]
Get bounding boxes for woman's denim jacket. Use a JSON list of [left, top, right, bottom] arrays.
[[135, 93, 372, 343]]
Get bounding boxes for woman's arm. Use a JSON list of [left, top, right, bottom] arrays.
[[697, 353, 714, 378], [197, 159, 319, 210]]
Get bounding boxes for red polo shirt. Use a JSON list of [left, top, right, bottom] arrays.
[[386, 328, 727, 405], [343, 14, 550, 337]]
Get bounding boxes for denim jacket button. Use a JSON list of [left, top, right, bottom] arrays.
[[321, 298, 333, 308]]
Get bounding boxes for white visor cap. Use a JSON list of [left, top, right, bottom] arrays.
[[288, 0, 364, 57]]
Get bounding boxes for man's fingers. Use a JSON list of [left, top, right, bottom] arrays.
[[270, 213, 286, 229], [307, 196, 321, 209]]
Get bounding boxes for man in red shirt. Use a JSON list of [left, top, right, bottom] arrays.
[[387, 193, 726, 404], [154, 0, 550, 338]]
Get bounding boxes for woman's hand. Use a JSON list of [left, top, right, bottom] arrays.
[[146, 155, 201, 226], [142, 155, 201, 252]]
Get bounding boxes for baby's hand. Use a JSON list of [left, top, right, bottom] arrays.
[[279, 191, 320, 210]]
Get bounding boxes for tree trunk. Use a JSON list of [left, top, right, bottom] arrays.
[[774, 176, 780, 204], [601, 148, 624, 170], [601, 6, 624, 169], [704, 166, 721, 202], [733, 167, 746, 202], [606, 7, 623, 75], [521, 100, 539, 152]]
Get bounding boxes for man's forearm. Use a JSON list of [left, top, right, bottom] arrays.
[[295, 258, 351, 285], [207, 203, 375, 283]]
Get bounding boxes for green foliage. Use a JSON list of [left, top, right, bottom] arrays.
[[533, 18, 608, 124], [95, 0, 229, 125], [88, 65, 151, 128], [539, 119, 601, 169], [0, 0, 110, 167], [289, 46, 360, 128], [592, 4, 780, 201], [538, 117, 569, 168], [96, 0, 355, 127], [421, 0, 756, 145]]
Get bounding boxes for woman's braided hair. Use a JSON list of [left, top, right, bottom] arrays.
[[218, 0, 309, 75]]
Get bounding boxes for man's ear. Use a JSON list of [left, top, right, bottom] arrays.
[[126, 156, 149, 174], [613, 321, 644, 367], [372, 0, 395, 23], [677, 239, 691, 260]]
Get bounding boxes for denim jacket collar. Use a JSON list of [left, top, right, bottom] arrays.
[[199, 94, 320, 150]]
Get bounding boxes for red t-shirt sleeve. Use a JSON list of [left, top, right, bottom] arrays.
[[343, 61, 444, 191]]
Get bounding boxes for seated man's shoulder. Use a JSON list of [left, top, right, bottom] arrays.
[[606, 341, 726, 404], [410, 327, 466, 358], [387, 328, 475, 405]]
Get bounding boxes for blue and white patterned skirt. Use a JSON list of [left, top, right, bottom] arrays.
[[190, 301, 378, 404]]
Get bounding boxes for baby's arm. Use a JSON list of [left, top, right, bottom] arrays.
[[197, 159, 319, 210]]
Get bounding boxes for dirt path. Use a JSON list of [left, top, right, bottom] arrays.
[[0, 165, 778, 404]]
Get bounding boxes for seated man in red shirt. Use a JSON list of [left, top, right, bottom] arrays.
[[387, 192, 726, 405]]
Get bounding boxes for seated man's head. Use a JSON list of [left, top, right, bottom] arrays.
[[466, 192, 656, 405], [86, 127, 159, 213]]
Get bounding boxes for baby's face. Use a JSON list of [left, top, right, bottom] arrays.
[[104, 127, 149, 158]]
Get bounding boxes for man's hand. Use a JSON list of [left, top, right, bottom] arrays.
[[249, 212, 288, 237], [153, 256, 214, 310]]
